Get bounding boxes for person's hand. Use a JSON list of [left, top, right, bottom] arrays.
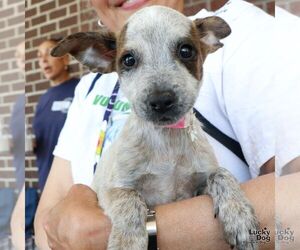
[[43, 184, 111, 250]]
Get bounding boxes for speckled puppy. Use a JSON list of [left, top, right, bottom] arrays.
[[52, 6, 259, 250]]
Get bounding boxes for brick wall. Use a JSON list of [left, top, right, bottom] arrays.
[[24, 0, 299, 188], [277, 0, 300, 16], [0, 0, 24, 188]]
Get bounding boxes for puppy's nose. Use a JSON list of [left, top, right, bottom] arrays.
[[149, 91, 176, 113]]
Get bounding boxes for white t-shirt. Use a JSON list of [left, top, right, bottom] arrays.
[[192, 0, 277, 179], [274, 7, 300, 175], [54, 72, 130, 185], [54, 0, 300, 185]]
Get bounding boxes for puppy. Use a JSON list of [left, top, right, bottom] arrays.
[[52, 6, 259, 250]]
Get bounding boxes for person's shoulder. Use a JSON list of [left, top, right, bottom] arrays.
[[189, 0, 274, 25], [69, 77, 80, 85], [77, 72, 118, 93], [35, 88, 53, 114], [73, 72, 99, 98], [79, 72, 101, 83], [37, 86, 52, 103], [73, 72, 118, 100], [59, 77, 80, 91]]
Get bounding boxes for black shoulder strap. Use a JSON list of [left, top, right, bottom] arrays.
[[193, 108, 248, 166], [85, 73, 102, 98]]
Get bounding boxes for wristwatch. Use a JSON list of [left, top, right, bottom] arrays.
[[147, 209, 159, 250]]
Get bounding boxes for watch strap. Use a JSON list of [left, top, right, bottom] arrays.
[[148, 235, 158, 250]]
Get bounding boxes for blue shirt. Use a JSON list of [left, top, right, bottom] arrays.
[[33, 78, 79, 190]]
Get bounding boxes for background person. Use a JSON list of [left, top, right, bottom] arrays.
[[29, 38, 79, 248], [33, 38, 80, 192]]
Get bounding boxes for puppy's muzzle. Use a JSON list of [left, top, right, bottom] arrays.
[[148, 91, 176, 114]]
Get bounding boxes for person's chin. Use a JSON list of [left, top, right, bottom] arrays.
[[45, 72, 58, 82], [43, 73, 53, 80]]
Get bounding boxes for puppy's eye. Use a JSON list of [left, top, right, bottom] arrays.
[[178, 44, 195, 60], [122, 53, 136, 68]]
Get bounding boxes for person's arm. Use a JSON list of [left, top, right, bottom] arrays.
[[276, 169, 300, 249], [155, 172, 275, 250], [281, 156, 300, 176], [35, 156, 112, 250], [34, 156, 73, 250], [10, 185, 25, 250], [44, 170, 300, 250], [259, 156, 275, 175], [44, 173, 276, 250]]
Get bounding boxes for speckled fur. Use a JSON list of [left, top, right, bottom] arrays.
[[53, 6, 259, 250]]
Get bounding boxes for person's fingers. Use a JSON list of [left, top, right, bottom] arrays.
[[68, 184, 98, 204], [43, 203, 66, 246], [68, 184, 96, 196], [42, 216, 52, 238], [41, 184, 109, 249], [44, 221, 59, 249]]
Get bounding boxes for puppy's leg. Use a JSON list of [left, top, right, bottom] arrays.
[[206, 167, 259, 250], [101, 188, 148, 250]]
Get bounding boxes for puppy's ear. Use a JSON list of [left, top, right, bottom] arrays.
[[51, 30, 116, 73], [194, 16, 231, 53]]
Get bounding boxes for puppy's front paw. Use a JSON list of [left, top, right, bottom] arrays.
[[216, 199, 259, 250], [108, 227, 148, 250]]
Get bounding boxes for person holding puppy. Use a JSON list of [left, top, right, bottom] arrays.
[[34, 0, 300, 250]]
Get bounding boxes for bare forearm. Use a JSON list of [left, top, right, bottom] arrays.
[[276, 171, 300, 249], [34, 157, 73, 250], [156, 173, 275, 250]]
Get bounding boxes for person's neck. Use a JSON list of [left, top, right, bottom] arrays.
[[50, 72, 71, 87], [175, 1, 184, 13]]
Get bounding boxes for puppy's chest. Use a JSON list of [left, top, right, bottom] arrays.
[[135, 152, 205, 208]]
